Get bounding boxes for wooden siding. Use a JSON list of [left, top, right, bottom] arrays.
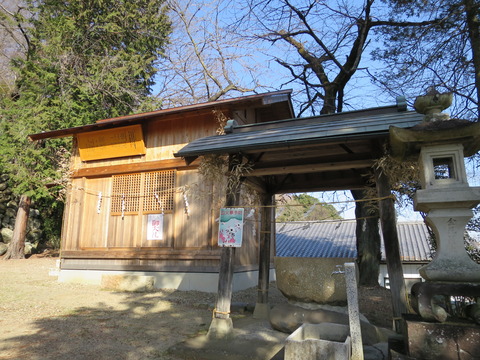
[[60, 110, 262, 271]]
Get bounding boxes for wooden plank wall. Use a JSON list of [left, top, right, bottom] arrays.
[[61, 111, 262, 270], [174, 169, 214, 249]]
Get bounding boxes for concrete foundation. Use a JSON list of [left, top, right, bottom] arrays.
[[285, 323, 351, 360], [100, 274, 155, 292], [57, 268, 276, 292], [252, 302, 270, 319], [207, 318, 234, 340]]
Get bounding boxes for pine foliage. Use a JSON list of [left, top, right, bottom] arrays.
[[0, 0, 171, 240]]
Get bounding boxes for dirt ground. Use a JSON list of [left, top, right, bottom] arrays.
[[0, 255, 393, 360]]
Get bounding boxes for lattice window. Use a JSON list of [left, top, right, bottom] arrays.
[[111, 170, 175, 215], [111, 173, 141, 214], [143, 170, 175, 213]]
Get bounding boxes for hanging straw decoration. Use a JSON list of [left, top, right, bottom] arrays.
[[97, 192, 102, 214], [121, 194, 126, 220], [154, 193, 164, 214], [183, 191, 190, 218]]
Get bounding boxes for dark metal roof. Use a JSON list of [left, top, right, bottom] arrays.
[[29, 89, 294, 141], [276, 221, 432, 262], [175, 107, 424, 158]]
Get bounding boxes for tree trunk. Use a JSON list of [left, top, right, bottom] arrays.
[[351, 189, 381, 286], [3, 195, 31, 260]]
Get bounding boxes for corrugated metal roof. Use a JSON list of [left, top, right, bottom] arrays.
[[175, 109, 424, 157], [276, 221, 432, 262]]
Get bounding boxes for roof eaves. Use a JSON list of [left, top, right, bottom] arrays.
[[29, 89, 294, 141]]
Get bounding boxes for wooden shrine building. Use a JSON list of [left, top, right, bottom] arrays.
[[30, 90, 294, 291]]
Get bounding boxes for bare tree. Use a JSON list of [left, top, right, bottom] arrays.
[[235, 0, 385, 285], [237, 0, 380, 116], [156, 0, 267, 106], [0, 1, 28, 97]]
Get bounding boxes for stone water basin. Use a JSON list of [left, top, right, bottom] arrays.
[[274, 257, 355, 305]]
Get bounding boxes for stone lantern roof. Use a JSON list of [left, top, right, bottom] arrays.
[[389, 91, 480, 160]]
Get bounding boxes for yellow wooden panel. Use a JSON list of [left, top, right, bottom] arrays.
[[77, 125, 146, 161]]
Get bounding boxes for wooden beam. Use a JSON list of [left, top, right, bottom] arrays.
[[61, 249, 220, 260], [374, 166, 408, 332], [268, 171, 369, 193], [243, 176, 267, 193], [72, 158, 199, 178], [257, 152, 373, 169], [248, 159, 374, 176]]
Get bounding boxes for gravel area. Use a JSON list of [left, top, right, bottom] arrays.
[[0, 256, 392, 360]]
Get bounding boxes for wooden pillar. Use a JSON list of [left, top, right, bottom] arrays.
[[253, 193, 274, 319], [374, 167, 408, 332], [208, 154, 242, 339]]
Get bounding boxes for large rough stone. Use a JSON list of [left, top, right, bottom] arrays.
[[270, 303, 394, 346], [5, 208, 16, 219], [0, 242, 7, 256], [0, 182, 7, 191], [364, 343, 389, 360], [275, 257, 354, 305], [101, 274, 155, 292], [27, 229, 43, 243], [6, 200, 17, 209], [24, 242, 34, 255], [1, 217, 11, 227], [1, 228, 13, 244]]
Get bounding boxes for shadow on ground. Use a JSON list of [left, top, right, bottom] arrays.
[[169, 316, 288, 360], [0, 291, 215, 360], [0, 289, 288, 360]]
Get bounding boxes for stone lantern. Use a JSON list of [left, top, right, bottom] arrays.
[[388, 91, 480, 358], [390, 91, 480, 282]]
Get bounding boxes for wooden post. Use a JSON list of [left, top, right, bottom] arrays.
[[374, 167, 408, 332], [253, 193, 274, 319], [208, 154, 242, 339]]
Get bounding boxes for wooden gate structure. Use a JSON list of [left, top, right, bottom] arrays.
[[174, 96, 424, 336]]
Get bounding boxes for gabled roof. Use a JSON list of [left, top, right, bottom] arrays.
[[276, 221, 432, 263], [29, 90, 294, 141], [174, 98, 424, 193], [174, 101, 423, 159]]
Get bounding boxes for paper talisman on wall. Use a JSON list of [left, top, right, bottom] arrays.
[[147, 214, 163, 240], [218, 208, 244, 247]]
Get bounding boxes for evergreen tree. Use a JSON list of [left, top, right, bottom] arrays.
[[372, 0, 480, 120], [0, 0, 171, 258], [276, 194, 341, 222]]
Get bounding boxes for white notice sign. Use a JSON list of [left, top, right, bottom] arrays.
[[147, 214, 163, 240], [218, 208, 244, 247]]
